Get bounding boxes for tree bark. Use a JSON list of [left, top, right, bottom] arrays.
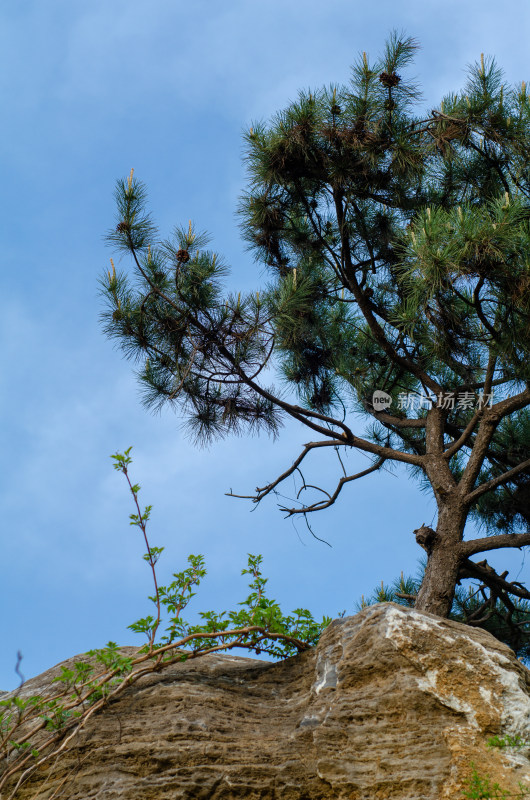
[[414, 544, 461, 616], [414, 503, 467, 617]]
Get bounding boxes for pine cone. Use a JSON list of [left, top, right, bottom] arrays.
[[116, 221, 129, 232], [379, 71, 401, 88], [176, 249, 190, 263]]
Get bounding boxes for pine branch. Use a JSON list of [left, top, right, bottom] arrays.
[[466, 458, 530, 504], [461, 532, 530, 558]]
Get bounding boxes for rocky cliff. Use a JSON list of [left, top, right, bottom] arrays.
[[2, 603, 530, 799]]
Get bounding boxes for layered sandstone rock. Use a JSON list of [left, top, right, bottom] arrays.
[[2, 603, 530, 799]]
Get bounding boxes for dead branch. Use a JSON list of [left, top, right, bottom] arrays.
[[278, 457, 386, 516], [225, 439, 340, 503], [459, 558, 530, 602]]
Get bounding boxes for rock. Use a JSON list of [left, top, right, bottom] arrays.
[[2, 603, 529, 799]]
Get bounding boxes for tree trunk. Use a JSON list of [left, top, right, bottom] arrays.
[[414, 505, 467, 617], [414, 545, 461, 617]]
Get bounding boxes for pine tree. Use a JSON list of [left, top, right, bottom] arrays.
[[101, 34, 530, 624]]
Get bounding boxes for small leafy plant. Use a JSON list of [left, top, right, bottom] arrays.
[[0, 449, 330, 798], [488, 735, 530, 751], [111, 447, 330, 659], [462, 766, 530, 798]]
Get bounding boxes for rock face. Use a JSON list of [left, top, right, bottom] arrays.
[[3, 603, 530, 799]]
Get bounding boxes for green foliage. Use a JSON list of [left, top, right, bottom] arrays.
[[488, 734, 530, 751], [0, 451, 330, 796], [108, 448, 331, 657], [462, 766, 529, 798], [179, 554, 331, 659]]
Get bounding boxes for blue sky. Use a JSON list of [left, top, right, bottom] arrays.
[[1, 1, 529, 690]]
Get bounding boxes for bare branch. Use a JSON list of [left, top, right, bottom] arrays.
[[459, 387, 530, 495], [279, 457, 386, 516], [302, 515, 332, 547], [297, 483, 331, 501], [483, 352, 497, 400], [369, 410, 427, 429], [490, 386, 530, 422], [461, 532, 530, 558], [466, 458, 530, 504], [446, 376, 512, 395], [335, 446, 347, 477], [459, 558, 530, 602], [444, 353, 497, 459], [226, 440, 339, 503], [444, 408, 483, 459]]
